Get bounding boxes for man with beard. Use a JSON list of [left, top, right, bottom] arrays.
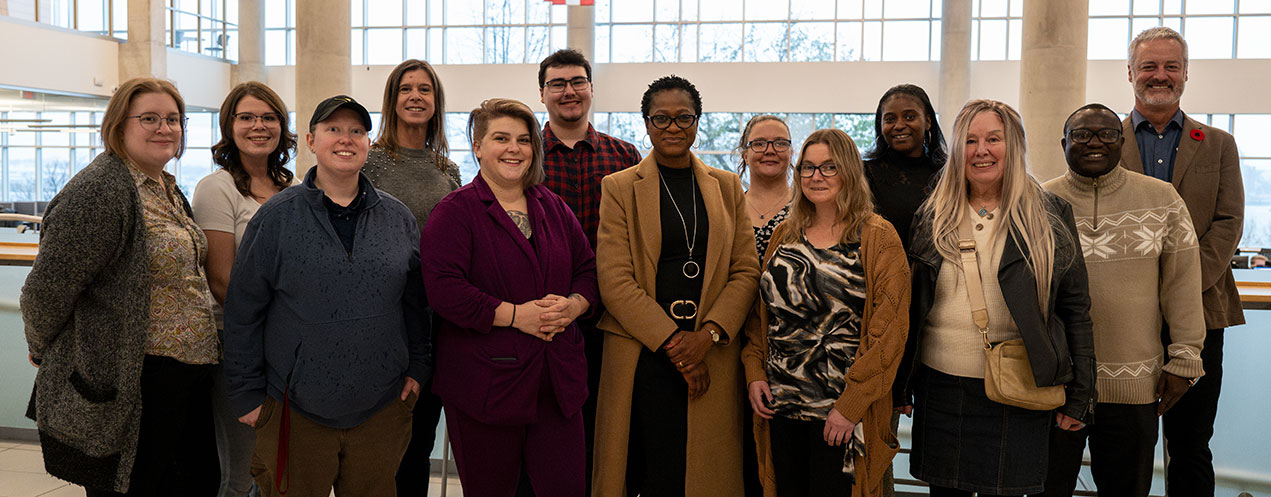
[[538, 48, 641, 496], [1040, 103, 1206, 497], [1121, 27, 1245, 497]]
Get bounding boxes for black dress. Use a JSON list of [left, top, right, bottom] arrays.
[[863, 150, 940, 251]]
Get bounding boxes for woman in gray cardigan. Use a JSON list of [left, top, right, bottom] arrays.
[[22, 77, 220, 496]]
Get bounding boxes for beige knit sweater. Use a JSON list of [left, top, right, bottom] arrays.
[[1044, 166, 1205, 404]]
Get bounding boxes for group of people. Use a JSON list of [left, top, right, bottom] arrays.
[[20, 25, 1240, 497]]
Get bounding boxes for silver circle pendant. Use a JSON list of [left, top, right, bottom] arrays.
[[683, 260, 701, 279]]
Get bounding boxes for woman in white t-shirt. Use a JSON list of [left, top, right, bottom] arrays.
[[191, 81, 298, 497]]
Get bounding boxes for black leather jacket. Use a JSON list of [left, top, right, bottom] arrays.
[[895, 192, 1097, 421]]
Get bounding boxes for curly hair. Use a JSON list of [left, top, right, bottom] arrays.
[[640, 75, 702, 117], [210, 82, 296, 197]]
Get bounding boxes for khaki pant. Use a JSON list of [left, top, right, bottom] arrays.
[[250, 392, 416, 497]]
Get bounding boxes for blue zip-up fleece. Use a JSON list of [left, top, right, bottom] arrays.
[[223, 167, 430, 429]]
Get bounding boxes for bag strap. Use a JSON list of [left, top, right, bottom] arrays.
[[956, 218, 992, 350]]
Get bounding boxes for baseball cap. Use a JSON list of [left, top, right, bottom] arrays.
[[310, 95, 373, 132]]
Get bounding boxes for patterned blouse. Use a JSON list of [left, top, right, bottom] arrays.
[[129, 165, 219, 364], [752, 204, 790, 257], [760, 235, 866, 420]]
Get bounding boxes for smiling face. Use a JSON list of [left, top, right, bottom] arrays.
[[799, 143, 843, 210], [964, 110, 1007, 196], [1064, 108, 1123, 178], [395, 69, 436, 129], [232, 95, 282, 162], [122, 91, 183, 173], [306, 108, 370, 178], [881, 94, 931, 158], [1130, 38, 1187, 109], [645, 89, 698, 164], [474, 116, 534, 189], [742, 119, 791, 181], [540, 65, 592, 124]]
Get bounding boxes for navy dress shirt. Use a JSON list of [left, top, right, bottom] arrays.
[[1131, 108, 1185, 183]]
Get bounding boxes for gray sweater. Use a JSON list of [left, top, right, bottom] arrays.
[[223, 168, 431, 429], [362, 146, 461, 232], [21, 153, 174, 493]]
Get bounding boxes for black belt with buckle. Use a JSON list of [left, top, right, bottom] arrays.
[[662, 299, 698, 321]]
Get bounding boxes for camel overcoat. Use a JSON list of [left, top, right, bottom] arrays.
[[741, 215, 911, 497], [593, 154, 761, 497]]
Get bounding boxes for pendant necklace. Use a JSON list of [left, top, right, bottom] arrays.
[[660, 172, 700, 279]]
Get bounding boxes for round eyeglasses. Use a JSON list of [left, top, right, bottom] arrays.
[[129, 113, 187, 131]]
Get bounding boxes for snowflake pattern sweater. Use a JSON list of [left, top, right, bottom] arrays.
[[1043, 166, 1205, 404]]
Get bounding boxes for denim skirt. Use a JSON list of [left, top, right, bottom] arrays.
[[909, 365, 1052, 495]]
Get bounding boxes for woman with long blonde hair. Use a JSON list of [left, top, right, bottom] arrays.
[[897, 100, 1096, 496], [742, 129, 910, 497]]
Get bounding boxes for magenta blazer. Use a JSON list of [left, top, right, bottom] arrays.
[[421, 175, 598, 425]]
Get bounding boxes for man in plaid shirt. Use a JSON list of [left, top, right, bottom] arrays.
[[538, 48, 640, 496]]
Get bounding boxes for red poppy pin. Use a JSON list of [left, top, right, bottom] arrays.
[[1190, 129, 1205, 141]]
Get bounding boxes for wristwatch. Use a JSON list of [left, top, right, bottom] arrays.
[[707, 328, 721, 343]]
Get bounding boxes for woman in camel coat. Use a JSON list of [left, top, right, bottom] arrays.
[[592, 75, 761, 497]]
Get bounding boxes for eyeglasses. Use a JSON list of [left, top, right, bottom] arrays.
[[129, 113, 187, 131], [1067, 128, 1121, 144], [234, 112, 282, 126], [544, 77, 591, 94], [798, 163, 840, 178], [747, 139, 792, 152], [646, 114, 699, 130]]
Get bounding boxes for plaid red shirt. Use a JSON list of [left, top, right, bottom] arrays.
[[542, 122, 642, 249]]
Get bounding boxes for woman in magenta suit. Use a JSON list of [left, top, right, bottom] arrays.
[[420, 98, 598, 497]]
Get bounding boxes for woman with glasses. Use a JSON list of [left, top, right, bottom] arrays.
[[191, 81, 297, 497], [738, 115, 794, 258], [742, 128, 910, 497], [361, 59, 460, 496], [898, 100, 1095, 497], [592, 75, 760, 497], [23, 77, 221, 496]]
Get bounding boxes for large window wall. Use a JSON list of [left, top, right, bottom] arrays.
[[167, 0, 239, 61], [1088, 0, 1271, 59], [267, 0, 569, 66], [1, 0, 126, 37]]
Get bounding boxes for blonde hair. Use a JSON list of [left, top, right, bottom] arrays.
[[773, 128, 874, 246], [101, 77, 186, 166], [918, 99, 1061, 312], [467, 98, 545, 189], [734, 114, 790, 180]]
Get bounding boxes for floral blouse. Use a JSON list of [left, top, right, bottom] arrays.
[[129, 165, 219, 364], [752, 204, 790, 257]]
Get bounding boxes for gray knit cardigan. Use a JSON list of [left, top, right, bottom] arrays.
[[21, 152, 193, 493]]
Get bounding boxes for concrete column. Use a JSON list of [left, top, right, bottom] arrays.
[[1019, 0, 1088, 182], [938, 0, 971, 139], [233, 0, 267, 85], [566, 5, 594, 62], [119, 0, 166, 81], [294, 0, 351, 175]]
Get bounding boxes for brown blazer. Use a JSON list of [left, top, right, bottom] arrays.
[[593, 154, 761, 497], [741, 215, 911, 497], [1120, 114, 1245, 329]]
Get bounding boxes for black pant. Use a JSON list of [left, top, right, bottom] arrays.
[[1038, 403, 1157, 497], [768, 416, 852, 497], [1162, 327, 1224, 497], [626, 347, 688, 497], [86, 355, 219, 497], [928, 487, 1017, 497], [395, 379, 444, 496]]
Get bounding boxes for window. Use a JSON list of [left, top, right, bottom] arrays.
[[0, 110, 102, 205], [167, 0, 239, 61], [970, 0, 1023, 61], [594, 0, 941, 63], [1, 0, 127, 38], [1087, 0, 1271, 60]]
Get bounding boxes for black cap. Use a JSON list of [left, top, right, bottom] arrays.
[[310, 95, 372, 132]]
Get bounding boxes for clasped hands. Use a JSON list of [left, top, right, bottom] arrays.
[[665, 327, 716, 400], [511, 293, 589, 342]]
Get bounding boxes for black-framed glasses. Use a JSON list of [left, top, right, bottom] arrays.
[[544, 77, 591, 93], [646, 114, 699, 130], [234, 112, 282, 126], [129, 113, 187, 131], [747, 139, 792, 152], [798, 163, 840, 178], [1067, 128, 1121, 144]]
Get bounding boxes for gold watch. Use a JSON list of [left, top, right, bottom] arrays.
[[708, 328, 721, 343]]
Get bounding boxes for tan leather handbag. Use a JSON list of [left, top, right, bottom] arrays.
[[957, 221, 1065, 411]]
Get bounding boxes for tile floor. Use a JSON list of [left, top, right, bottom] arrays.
[[0, 440, 465, 497]]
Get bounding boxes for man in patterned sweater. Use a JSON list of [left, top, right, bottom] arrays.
[[1039, 103, 1206, 497]]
